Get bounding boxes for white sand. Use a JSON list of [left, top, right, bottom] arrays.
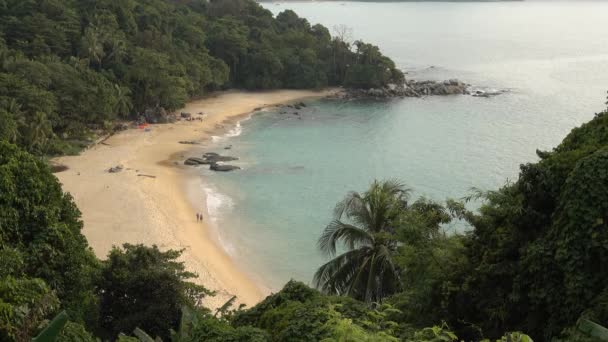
[[54, 89, 334, 309]]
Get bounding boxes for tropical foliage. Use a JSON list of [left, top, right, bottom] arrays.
[[442, 109, 608, 340], [314, 180, 409, 302], [0, 0, 403, 155], [97, 244, 212, 340], [311, 109, 608, 342]]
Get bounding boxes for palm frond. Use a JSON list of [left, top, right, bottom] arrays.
[[313, 248, 370, 295], [334, 191, 367, 220], [345, 252, 372, 298], [314, 179, 407, 302], [365, 180, 411, 233], [318, 220, 374, 256], [373, 245, 400, 300]]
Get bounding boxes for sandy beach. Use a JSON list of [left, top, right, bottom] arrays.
[[54, 89, 334, 309]]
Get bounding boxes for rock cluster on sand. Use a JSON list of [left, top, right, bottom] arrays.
[[108, 164, 124, 173], [184, 152, 240, 171]]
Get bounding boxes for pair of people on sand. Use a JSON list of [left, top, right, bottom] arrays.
[[196, 213, 204, 222]]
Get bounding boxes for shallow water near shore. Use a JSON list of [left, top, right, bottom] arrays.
[[200, 1, 608, 290]]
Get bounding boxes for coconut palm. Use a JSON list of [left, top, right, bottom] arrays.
[[313, 179, 410, 303], [113, 84, 133, 118], [81, 26, 105, 67], [26, 111, 52, 153]]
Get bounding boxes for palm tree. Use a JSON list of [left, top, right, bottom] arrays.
[[1, 99, 23, 143], [103, 36, 127, 66], [313, 179, 410, 303], [113, 84, 133, 118], [82, 26, 105, 68], [26, 111, 52, 153]]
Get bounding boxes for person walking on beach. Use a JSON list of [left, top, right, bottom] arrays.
[[196, 213, 200, 222], [200, 212, 204, 222]]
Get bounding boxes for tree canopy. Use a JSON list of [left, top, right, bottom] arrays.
[[0, 0, 403, 155]]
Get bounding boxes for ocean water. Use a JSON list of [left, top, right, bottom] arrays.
[[200, 1, 608, 291]]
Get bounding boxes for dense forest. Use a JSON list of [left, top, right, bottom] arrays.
[[0, 0, 403, 156]]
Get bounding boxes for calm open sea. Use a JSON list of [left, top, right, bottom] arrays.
[[198, 1, 608, 291]]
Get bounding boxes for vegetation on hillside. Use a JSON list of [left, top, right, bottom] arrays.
[[3, 103, 608, 340], [312, 108, 608, 341], [0, 0, 403, 155]]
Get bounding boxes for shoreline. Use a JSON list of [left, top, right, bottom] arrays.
[[53, 89, 336, 309]]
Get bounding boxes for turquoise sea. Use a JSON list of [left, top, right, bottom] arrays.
[[200, 1, 608, 291]]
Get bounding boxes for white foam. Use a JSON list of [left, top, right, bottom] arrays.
[[210, 113, 254, 142], [201, 184, 237, 256], [202, 185, 233, 223]]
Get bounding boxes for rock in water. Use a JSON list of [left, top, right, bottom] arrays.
[[184, 157, 205, 165], [209, 163, 240, 172], [202, 153, 238, 163], [185, 153, 240, 167]]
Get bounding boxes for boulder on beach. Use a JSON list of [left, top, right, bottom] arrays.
[[184, 157, 205, 165], [210, 163, 240, 172], [108, 165, 124, 173]]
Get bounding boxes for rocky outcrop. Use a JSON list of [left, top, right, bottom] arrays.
[[209, 163, 240, 172], [332, 79, 473, 100]]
